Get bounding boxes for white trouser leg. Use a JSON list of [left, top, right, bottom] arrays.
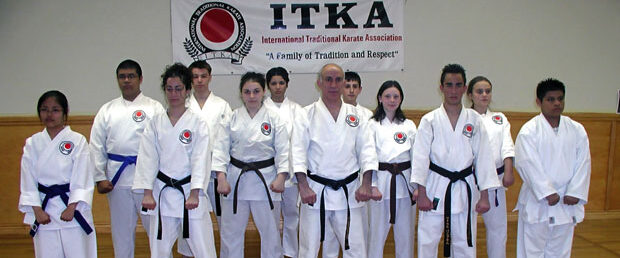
[[185, 214, 218, 258], [332, 207, 366, 258], [282, 185, 300, 257], [367, 200, 390, 258], [417, 211, 443, 258], [481, 187, 507, 258], [219, 199, 250, 258], [149, 216, 180, 258], [108, 188, 144, 258], [299, 204, 323, 258], [391, 199, 415, 258], [250, 200, 284, 258], [517, 213, 575, 258], [450, 210, 476, 258], [34, 227, 97, 258]]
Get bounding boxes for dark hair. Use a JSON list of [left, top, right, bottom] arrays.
[[467, 76, 492, 108], [536, 78, 565, 101], [345, 71, 361, 86], [371, 80, 406, 123], [266, 67, 289, 84], [37, 90, 69, 121], [116, 59, 142, 78], [161, 63, 192, 91], [239, 72, 266, 92], [440, 64, 466, 85], [188, 60, 212, 74]]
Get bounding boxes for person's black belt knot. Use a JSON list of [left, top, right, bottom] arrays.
[[378, 161, 416, 224], [156, 171, 191, 240], [429, 162, 474, 257], [306, 170, 358, 250], [29, 183, 93, 237], [230, 156, 275, 214]]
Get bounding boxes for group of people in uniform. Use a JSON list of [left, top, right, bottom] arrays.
[[18, 59, 591, 258]]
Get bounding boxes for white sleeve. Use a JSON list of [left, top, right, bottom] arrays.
[[132, 119, 159, 191], [565, 125, 591, 203], [472, 118, 501, 191], [190, 119, 210, 191], [211, 112, 231, 173], [515, 127, 557, 201], [290, 108, 310, 181], [356, 118, 378, 179], [18, 138, 41, 213], [500, 115, 515, 161], [69, 136, 94, 207], [89, 109, 108, 183], [410, 116, 432, 187], [273, 113, 290, 178]]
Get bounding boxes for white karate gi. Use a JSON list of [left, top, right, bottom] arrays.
[[292, 99, 378, 258], [479, 110, 514, 258], [132, 109, 216, 258], [321, 102, 374, 258], [514, 114, 591, 258], [410, 104, 501, 258], [212, 105, 290, 258], [90, 93, 164, 258], [264, 96, 305, 258], [177, 92, 232, 257], [19, 126, 97, 258], [367, 117, 417, 258]]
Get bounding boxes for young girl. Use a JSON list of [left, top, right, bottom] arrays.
[[264, 67, 304, 258], [19, 90, 97, 258], [213, 72, 290, 258], [366, 81, 417, 258], [132, 63, 216, 258], [467, 76, 515, 258]]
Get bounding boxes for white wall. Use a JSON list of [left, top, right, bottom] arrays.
[[1, 0, 619, 115]]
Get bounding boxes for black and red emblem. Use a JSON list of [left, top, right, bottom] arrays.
[[179, 129, 192, 144], [261, 122, 272, 136], [184, 2, 252, 65], [462, 123, 474, 138], [345, 114, 359, 127], [492, 115, 503, 125], [132, 110, 146, 122], [394, 132, 407, 144], [59, 141, 74, 155]]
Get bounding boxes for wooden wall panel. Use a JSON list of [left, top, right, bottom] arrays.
[[1, 111, 619, 234]]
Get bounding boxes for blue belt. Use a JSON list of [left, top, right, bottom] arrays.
[[107, 153, 137, 185], [29, 183, 93, 237]]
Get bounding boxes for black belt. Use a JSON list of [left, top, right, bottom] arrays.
[[29, 183, 93, 237], [378, 161, 416, 224], [213, 179, 222, 216], [494, 165, 505, 207], [306, 170, 358, 250], [156, 172, 191, 240], [429, 162, 473, 257], [230, 156, 275, 214]]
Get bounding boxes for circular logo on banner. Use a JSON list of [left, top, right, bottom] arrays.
[[394, 132, 407, 144], [132, 110, 146, 122], [462, 123, 474, 138], [59, 141, 74, 155], [345, 114, 359, 127], [492, 115, 503, 125], [261, 122, 272, 136], [179, 129, 193, 144], [185, 2, 252, 65]]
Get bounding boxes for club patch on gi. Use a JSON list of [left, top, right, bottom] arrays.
[[345, 114, 359, 127], [179, 129, 192, 144], [394, 132, 407, 144], [261, 122, 272, 136], [492, 115, 503, 125], [59, 141, 74, 155], [132, 110, 146, 122], [462, 123, 474, 138]]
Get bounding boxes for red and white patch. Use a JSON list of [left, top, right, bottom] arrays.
[[179, 129, 192, 144], [132, 110, 146, 122], [492, 115, 503, 125], [462, 123, 474, 138], [261, 122, 272, 136], [394, 132, 407, 144], [59, 141, 74, 155], [345, 114, 359, 127]]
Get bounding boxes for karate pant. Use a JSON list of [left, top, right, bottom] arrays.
[[516, 214, 575, 258], [219, 199, 283, 258], [177, 180, 220, 257], [299, 205, 367, 258], [148, 213, 216, 258], [320, 203, 367, 258], [33, 226, 97, 258], [418, 210, 477, 258], [280, 185, 300, 257], [481, 187, 507, 258], [367, 198, 415, 258], [108, 187, 151, 258]]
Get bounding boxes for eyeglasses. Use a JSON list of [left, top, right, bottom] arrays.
[[118, 73, 138, 80]]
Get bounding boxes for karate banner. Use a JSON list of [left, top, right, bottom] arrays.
[[171, 0, 405, 74]]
